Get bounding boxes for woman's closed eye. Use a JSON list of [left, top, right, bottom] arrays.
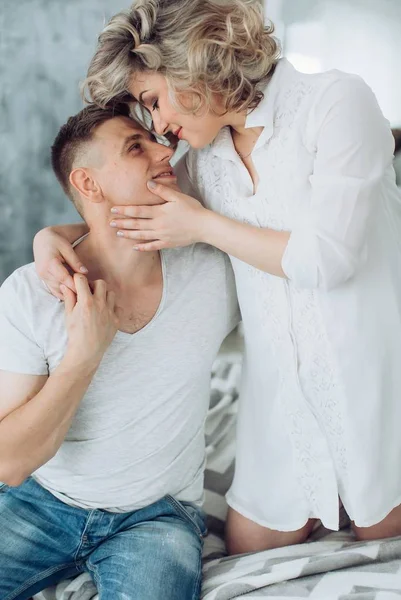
[[152, 99, 159, 112]]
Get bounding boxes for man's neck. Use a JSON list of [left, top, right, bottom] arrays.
[[75, 225, 161, 291]]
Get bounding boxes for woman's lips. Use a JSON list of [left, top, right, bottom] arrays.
[[176, 127, 183, 140]]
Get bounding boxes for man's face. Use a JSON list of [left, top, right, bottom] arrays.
[[90, 116, 177, 206]]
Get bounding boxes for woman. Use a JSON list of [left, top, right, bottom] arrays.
[[35, 0, 401, 553]]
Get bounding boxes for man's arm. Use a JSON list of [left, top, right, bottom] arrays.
[[0, 275, 118, 487], [0, 362, 97, 486]]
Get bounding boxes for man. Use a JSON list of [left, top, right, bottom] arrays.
[[0, 104, 239, 600]]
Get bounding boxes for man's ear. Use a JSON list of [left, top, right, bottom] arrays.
[[69, 168, 103, 203]]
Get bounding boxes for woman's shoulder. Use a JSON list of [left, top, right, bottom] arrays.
[[275, 59, 383, 145], [289, 59, 378, 115], [275, 58, 368, 109], [278, 57, 360, 86]]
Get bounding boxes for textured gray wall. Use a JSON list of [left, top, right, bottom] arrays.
[[0, 0, 128, 283]]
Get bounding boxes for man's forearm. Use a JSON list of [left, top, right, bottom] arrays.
[[0, 353, 98, 486]]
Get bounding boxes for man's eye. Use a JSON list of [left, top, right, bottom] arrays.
[[152, 100, 159, 112], [129, 143, 141, 152]]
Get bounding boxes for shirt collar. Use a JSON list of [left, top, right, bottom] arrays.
[[210, 58, 290, 159]]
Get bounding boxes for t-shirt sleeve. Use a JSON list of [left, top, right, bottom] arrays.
[[281, 75, 395, 290], [0, 272, 48, 375]]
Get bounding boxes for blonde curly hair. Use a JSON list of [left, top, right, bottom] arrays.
[[83, 0, 280, 115]]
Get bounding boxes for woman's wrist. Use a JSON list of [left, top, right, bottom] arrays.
[[197, 209, 222, 245], [33, 223, 88, 250], [51, 222, 88, 244]]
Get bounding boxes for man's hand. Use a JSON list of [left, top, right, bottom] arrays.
[[62, 275, 119, 372], [109, 181, 210, 251], [33, 226, 88, 300]]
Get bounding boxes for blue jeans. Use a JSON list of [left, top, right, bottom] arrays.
[[0, 478, 207, 600]]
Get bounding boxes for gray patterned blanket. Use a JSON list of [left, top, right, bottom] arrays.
[[35, 356, 401, 600], [202, 532, 401, 599]]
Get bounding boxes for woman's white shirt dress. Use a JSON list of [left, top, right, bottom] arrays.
[[178, 58, 401, 531]]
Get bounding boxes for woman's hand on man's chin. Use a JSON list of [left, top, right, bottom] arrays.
[[108, 181, 211, 252]]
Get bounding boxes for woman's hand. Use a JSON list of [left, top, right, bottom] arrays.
[[62, 275, 119, 372], [109, 181, 210, 251], [33, 227, 88, 300]]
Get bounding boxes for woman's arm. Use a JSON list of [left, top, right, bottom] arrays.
[[48, 222, 89, 244], [279, 75, 394, 290], [33, 223, 89, 299], [201, 211, 289, 277], [110, 190, 289, 277], [110, 76, 394, 290]]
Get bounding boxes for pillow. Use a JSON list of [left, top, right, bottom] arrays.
[[203, 356, 242, 559]]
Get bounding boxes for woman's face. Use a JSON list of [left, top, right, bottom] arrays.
[[130, 72, 230, 149]]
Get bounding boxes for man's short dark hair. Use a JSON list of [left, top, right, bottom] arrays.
[[51, 103, 131, 208]]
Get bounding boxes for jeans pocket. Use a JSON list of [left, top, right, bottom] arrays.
[[166, 495, 207, 539], [0, 482, 9, 494]]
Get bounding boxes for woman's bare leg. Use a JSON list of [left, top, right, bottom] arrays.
[[225, 507, 316, 555], [352, 503, 401, 541]]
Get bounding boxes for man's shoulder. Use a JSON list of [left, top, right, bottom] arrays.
[[193, 243, 232, 272], [167, 243, 229, 272], [2, 263, 44, 294], [165, 244, 234, 299], [0, 264, 55, 375], [0, 263, 57, 313]]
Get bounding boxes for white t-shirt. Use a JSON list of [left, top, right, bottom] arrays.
[[181, 58, 401, 531], [0, 244, 239, 511]]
